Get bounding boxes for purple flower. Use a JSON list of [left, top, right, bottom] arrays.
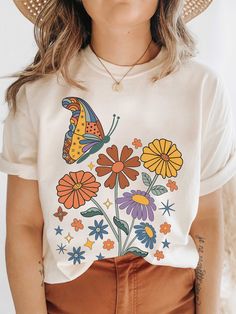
[[116, 190, 156, 221]]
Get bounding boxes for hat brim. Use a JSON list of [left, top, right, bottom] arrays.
[[13, 0, 213, 25]]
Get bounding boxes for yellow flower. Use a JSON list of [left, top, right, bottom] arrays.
[[140, 138, 183, 178]]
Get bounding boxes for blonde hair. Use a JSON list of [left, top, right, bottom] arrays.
[[4, 0, 197, 114]]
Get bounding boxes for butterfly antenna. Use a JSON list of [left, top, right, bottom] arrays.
[[107, 114, 120, 137], [106, 114, 116, 136]]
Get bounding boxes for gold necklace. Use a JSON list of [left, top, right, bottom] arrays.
[[89, 39, 153, 92]]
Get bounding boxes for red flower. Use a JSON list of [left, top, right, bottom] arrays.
[[53, 206, 68, 222], [95, 145, 140, 189]]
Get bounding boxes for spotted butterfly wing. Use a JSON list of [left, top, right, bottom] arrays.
[[62, 97, 105, 164]]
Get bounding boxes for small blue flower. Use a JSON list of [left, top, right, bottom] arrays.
[[88, 219, 109, 240], [67, 247, 85, 264], [134, 222, 157, 249]]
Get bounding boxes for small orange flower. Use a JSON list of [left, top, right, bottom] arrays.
[[166, 179, 178, 192], [160, 222, 171, 234], [132, 138, 142, 149], [71, 218, 84, 231], [154, 250, 165, 261], [103, 239, 115, 250], [56, 170, 100, 209]]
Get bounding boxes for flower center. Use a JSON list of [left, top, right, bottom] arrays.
[[96, 227, 100, 232], [73, 183, 82, 190], [74, 254, 78, 258], [160, 153, 170, 161], [132, 194, 149, 205], [145, 226, 154, 238], [112, 161, 124, 173]]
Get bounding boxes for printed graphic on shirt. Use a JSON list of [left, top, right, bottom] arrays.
[[55, 100, 184, 265], [62, 97, 119, 164]]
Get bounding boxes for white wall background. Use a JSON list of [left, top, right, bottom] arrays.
[[0, 1, 236, 313]]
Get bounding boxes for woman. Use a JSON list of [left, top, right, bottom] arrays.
[[1, 0, 236, 313]]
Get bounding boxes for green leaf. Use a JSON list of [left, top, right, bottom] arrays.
[[113, 216, 129, 235], [151, 185, 168, 196], [124, 247, 148, 257], [80, 207, 103, 217], [142, 172, 152, 187]]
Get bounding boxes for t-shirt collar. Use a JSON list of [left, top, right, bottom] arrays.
[[80, 43, 167, 78]]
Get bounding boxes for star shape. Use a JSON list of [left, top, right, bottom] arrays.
[[53, 206, 68, 222], [54, 225, 63, 235], [56, 243, 67, 254], [84, 238, 95, 250], [64, 232, 74, 243], [158, 200, 175, 216], [96, 253, 105, 260], [103, 198, 113, 209], [162, 239, 171, 248], [88, 162, 95, 171]]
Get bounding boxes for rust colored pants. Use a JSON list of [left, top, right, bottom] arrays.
[[45, 252, 196, 314]]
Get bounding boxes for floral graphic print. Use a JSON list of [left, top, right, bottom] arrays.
[[54, 101, 184, 266]]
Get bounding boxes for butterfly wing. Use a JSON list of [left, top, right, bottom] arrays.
[[62, 97, 105, 164], [79, 98, 105, 139]]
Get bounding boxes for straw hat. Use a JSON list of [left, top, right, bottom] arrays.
[[13, 0, 213, 24]]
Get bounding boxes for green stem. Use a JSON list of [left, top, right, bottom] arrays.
[[146, 173, 159, 194], [121, 216, 135, 254], [91, 198, 118, 241], [124, 234, 138, 252], [114, 176, 122, 255]]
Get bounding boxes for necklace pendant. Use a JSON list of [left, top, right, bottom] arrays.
[[112, 81, 123, 92]]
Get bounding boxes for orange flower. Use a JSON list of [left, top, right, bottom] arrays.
[[154, 250, 165, 261], [166, 179, 178, 192], [56, 170, 100, 209], [132, 138, 142, 149], [95, 145, 140, 189], [103, 239, 115, 250], [71, 218, 84, 231], [160, 222, 171, 234]]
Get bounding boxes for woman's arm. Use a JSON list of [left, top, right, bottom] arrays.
[[190, 188, 224, 314], [5, 175, 47, 314]]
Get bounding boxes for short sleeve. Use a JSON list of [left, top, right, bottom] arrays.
[[0, 84, 38, 180], [200, 77, 236, 196]]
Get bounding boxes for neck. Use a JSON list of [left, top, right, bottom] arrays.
[[89, 21, 161, 66]]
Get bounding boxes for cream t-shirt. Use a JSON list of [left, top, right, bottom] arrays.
[[1, 44, 236, 284]]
